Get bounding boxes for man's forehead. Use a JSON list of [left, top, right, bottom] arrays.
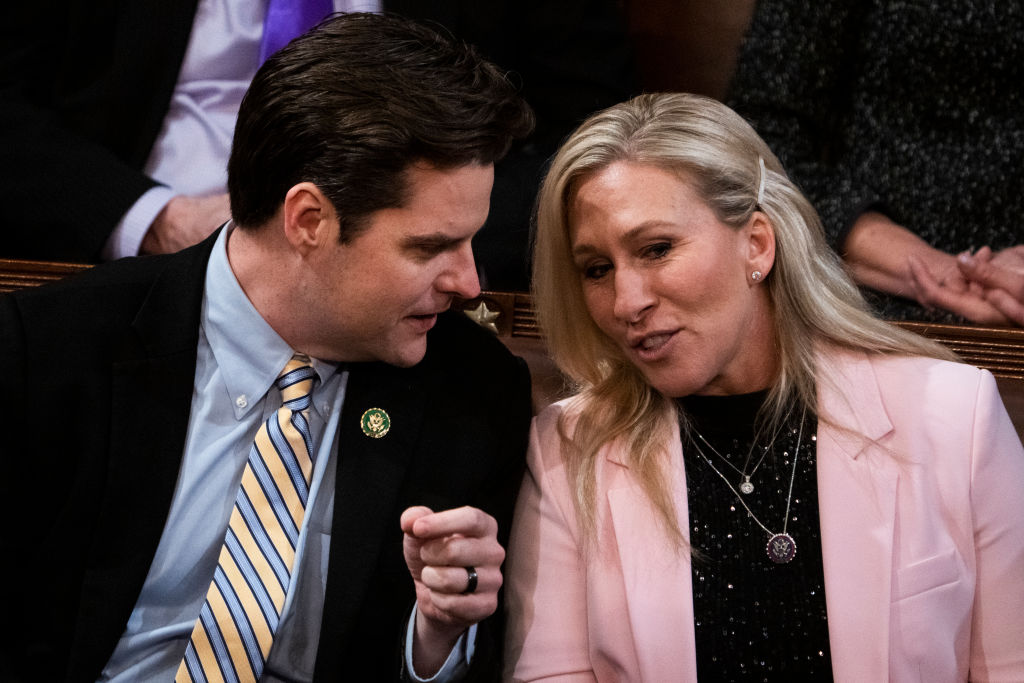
[[401, 160, 495, 193], [356, 163, 493, 241]]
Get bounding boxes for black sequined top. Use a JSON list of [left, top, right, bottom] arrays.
[[679, 392, 834, 681], [728, 0, 1024, 321]]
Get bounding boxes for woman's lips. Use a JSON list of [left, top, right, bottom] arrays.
[[629, 330, 677, 362]]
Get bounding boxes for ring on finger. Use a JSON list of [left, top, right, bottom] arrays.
[[462, 566, 478, 594]]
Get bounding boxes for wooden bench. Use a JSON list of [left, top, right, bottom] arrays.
[[0, 258, 92, 292], [4, 258, 1024, 438], [459, 291, 1024, 438]]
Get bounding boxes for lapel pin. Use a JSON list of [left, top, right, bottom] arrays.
[[360, 407, 391, 438]]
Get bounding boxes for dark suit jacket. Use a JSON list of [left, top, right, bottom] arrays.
[[0, 0, 200, 259], [0, 232, 532, 682], [0, 0, 634, 282]]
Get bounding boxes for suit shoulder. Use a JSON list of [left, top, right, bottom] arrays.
[[535, 396, 576, 435], [4, 260, 158, 339], [7, 252, 176, 314], [417, 311, 532, 419], [867, 353, 986, 393], [822, 347, 985, 396], [859, 353, 1003, 436], [6, 231, 215, 313], [426, 309, 523, 369], [2, 245, 209, 358]]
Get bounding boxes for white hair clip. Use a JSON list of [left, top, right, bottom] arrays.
[[756, 157, 767, 206]]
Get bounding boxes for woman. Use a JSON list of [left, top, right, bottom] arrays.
[[505, 93, 1024, 681]]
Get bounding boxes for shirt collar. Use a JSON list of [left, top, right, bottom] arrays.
[[202, 223, 337, 419]]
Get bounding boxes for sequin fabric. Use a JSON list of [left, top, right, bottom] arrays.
[[729, 0, 1024, 321], [679, 391, 833, 681]]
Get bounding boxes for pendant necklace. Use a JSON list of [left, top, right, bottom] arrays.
[[692, 428, 773, 494], [689, 413, 804, 564]]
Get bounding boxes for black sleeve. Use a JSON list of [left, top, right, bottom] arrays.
[[727, 0, 877, 251], [0, 1, 196, 260]]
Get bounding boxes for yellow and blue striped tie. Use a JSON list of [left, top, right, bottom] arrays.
[[177, 354, 317, 683]]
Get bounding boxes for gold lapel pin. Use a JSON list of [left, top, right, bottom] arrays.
[[360, 407, 391, 438]]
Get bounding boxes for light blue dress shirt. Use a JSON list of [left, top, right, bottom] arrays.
[[99, 226, 470, 681]]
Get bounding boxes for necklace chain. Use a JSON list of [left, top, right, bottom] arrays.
[[688, 411, 805, 563], [691, 428, 772, 494]]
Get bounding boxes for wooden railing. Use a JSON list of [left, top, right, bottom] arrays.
[[4, 258, 1024, 430], [896, 321, 1024, 381], [456, 292, 1024, 427], [0, 258, 91, 293], [456, 292, 1024, 382], [5, 258, 1024, 379]]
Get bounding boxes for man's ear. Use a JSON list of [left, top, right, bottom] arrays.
[[745, 210, 776, 282], [281, 182, 337, 254]]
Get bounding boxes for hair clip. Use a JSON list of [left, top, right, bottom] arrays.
[[756, 157, 767, 206]]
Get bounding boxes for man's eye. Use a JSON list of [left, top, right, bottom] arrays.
[[408, 240, 458, 260], [416, 245, 445, 258]]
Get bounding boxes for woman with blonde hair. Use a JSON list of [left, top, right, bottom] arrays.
[[505, 93, 1024, 681]]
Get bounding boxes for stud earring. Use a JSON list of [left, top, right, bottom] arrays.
[[751, 271, 763, 282]]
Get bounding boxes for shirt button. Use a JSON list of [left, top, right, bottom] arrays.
[[236, 395, 248, 409], [322, 404, 331, 414]]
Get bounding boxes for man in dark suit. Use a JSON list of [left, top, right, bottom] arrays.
[[0, 0, 632, 289], [0, 13, 533, 682]]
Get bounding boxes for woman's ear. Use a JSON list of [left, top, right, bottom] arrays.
[[745, 210, 776, 282], [281, 182, 336, 254]]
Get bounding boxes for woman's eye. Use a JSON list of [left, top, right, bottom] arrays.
[[583, 263, 611, 280], [644, 242, 671, 259]]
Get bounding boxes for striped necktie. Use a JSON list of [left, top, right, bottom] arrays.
[[177, 354, 317, 683]]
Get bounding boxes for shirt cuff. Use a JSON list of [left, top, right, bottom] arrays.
[[404, 603, 477, 682], [102, 185, 177, 259]]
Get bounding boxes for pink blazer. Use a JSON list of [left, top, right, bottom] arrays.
[[506, 350, 1024, 682]]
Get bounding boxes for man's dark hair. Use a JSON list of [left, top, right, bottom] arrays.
[[228, 11, 535, 239]]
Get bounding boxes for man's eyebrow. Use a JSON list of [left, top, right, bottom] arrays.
[[400, 233, 464, 251]]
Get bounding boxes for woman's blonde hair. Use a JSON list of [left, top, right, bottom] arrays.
[[533, 93, 956, 542]]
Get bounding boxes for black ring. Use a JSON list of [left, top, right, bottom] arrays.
[[462, 566, 478, 594]]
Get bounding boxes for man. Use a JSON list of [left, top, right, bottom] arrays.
[[0, 13, 534, 682], [0, 0, 633, 290]]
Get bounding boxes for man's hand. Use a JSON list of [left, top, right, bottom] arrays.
[[957, 246, 1024, 326], [140, 193, 230, 255], [401, 505, 505, 677]]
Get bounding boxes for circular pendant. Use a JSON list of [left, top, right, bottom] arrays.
[[766, 533, 797, 563], [739, 479, 754, 494]]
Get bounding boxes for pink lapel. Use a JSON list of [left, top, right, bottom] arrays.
[[816, 349, 899, 682], [606, 423, 699, 682]]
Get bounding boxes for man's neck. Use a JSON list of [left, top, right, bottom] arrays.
[[226, 221, 306, 354]]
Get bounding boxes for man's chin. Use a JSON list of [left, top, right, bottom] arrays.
[[385, 337, 429, 368], [330, 333, 429, 368]]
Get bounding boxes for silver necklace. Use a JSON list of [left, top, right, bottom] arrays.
[[691, 429, 772, 494], [689, 414, 804, 564]]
